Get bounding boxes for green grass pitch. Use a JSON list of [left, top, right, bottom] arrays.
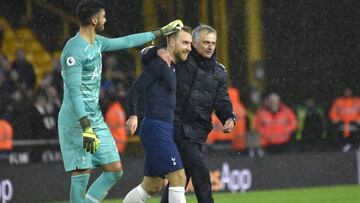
[[51, 184, 360, 203]]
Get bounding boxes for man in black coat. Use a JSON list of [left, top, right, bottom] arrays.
[[142, 25, 236, 203]]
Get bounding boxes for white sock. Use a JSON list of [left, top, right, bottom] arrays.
[[123, 184, 151, 203], [169, 186, 186, 203]]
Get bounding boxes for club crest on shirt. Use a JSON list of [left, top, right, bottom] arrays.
[[171, 157, 176, 165], [66, 56, 76, 66]]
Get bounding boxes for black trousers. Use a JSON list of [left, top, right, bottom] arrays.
[[160, 140, 214, 203]]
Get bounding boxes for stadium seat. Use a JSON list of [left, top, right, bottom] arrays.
[[0, 17, 54, 86]]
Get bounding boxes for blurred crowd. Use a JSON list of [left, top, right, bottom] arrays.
[[0, 49, 133, 155], [208, 87, 360, 157], [1, 48, 360, 157]]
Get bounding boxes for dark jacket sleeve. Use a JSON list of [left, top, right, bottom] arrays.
[[140, 46, 160, 65], [214, 69, 236, 124]]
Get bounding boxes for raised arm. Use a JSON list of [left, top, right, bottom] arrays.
[[140, 46, 159, 65], [98, 32, 155, 52], [141, 46, 173, 67], [99, 19, 184, 52]]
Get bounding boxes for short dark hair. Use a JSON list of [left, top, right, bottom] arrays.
[[76, 0, 105, 26]]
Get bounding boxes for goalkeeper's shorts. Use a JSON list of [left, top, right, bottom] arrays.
[[58, 123, 120, 172]]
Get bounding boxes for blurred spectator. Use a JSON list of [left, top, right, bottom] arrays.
[[254, 93, 297, 154], [9, 101, 35, 140], [103, 55, 125, 83], [295, 98, 327, 152], [9, 84, 60, 141], [0, 25, 3, 49], [0, 119, 13, 153], [105, 101, 127, 154], [207, 87, 247, 152], [45, 84, 61, 110], [41, 59, 63, 99], [8, 80, 35, 140], [101, 82, 128, 113], [0, 55, 16, 98], [229, 87, 248, 152], [329, 87, 360, 152], [31, 87, 60, 140], [11, 48, 36, 90], [0, 98, 13, 121], [101, 55, 129, 108]]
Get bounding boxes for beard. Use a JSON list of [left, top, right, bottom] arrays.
[[95, 24, 105, 32], [175, 50, 188, 61]]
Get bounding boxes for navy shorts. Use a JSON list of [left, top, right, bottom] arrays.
[[139, 117, 183, 177]]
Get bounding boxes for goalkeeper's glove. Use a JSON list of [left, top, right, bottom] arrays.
[[160, 19, 184, 36], [82, 127, 100, 154]]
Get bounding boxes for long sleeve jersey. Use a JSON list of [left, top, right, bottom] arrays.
[[127, 57, 176, 121], [58, 32, 154, 128]]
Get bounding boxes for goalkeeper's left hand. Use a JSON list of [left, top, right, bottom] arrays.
[[160, 19, 184, 36], [82, 127, 100, 154]]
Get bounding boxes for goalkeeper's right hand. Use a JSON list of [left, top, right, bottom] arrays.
[[82, 127, 100, 154], [160, 19, 184, 36]]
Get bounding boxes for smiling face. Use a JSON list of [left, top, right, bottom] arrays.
[[167, 27, 192, 63], [192, 31, 216, 58], [173, 30, 192, 61]]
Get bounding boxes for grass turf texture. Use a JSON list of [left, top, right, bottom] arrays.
[[51, 185, 360, 203]]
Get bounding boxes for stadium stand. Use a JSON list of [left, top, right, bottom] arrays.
[[0, 17, 52, 87]]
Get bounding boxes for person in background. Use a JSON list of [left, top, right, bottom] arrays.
[[32, 87, 60, 140], [0, 118, 13, 160], [295, 98, 327, 152], [0, 55, 16, 98], [254, 93, 297, 154], [41, 58, 63, 100], [0, 25, 4, 49], [329, 87, 360, 152], [11, 48, 36, 90], [105, 101, 127, 154], [229, 87, 248, 152]]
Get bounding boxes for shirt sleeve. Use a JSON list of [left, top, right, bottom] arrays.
[[146, 58, 170, 80], [62, 51, 87, 120], [97, 32, 155, 52], [140, 46, 160, 65], [127, 71, 154, 116]]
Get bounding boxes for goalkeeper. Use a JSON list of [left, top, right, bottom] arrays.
[[58, 0, 183, 202]]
